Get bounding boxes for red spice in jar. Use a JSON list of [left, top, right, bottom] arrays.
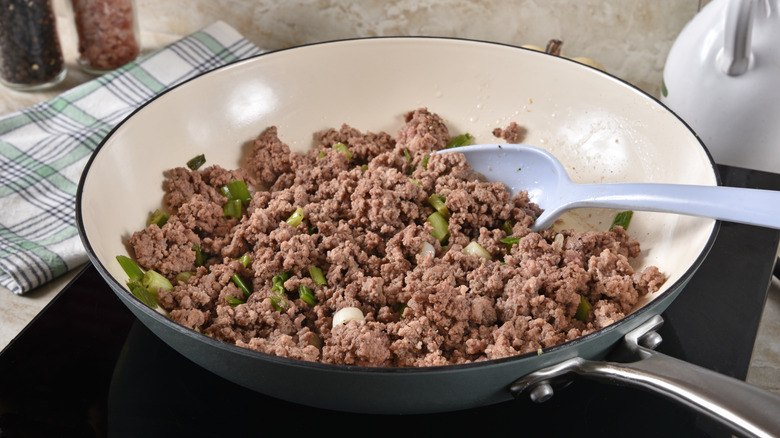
[[71, 0, 140, 72]]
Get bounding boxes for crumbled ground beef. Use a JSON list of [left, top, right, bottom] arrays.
[[492, 121, 527, 144], [128, 108, 665, 367]]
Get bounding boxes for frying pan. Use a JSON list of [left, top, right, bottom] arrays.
[[75, 37, 780, 437]]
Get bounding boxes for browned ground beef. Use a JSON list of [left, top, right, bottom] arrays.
[[492, 121, 527, 143], [128, 108, 665, 367]]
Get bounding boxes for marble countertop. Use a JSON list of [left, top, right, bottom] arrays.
[[1, 0, 777, 398]]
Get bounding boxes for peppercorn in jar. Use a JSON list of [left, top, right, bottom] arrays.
[[0, 0, 66, 91]]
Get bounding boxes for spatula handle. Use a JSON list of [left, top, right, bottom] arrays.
[[568, 182, 780, 230]]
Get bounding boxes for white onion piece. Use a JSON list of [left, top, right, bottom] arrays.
[[552, 233, 564, 250], [332, 307, 365, 327], [463, 241, 492, 260], [419, 241, 436, 259]]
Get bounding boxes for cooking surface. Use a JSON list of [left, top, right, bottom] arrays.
[[0, 164, 778, 437]]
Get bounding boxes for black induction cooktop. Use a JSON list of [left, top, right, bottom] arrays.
[[1, 165, 778, 438]]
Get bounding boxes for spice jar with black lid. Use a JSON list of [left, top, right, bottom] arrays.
[[70, 0, 140, 74], [0, 0, 66, 91]]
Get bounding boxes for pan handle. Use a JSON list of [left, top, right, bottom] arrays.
[[510, 315, 780, 438]]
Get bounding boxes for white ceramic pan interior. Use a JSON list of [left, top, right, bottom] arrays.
[[80, 38, 716, 321]]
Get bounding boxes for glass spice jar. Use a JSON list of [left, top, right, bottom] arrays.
[[0, 0, 66, 91], [70, 0, 140, 74]]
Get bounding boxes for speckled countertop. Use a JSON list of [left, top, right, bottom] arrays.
[[1, 0, 777, 396]]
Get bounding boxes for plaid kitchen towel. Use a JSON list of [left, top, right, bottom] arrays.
[[0, 21, 264, 295]]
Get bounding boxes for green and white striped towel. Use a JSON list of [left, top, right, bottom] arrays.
[[0, 21, 264, 295]]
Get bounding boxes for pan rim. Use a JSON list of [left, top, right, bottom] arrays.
[[76, 35, 721, 375]]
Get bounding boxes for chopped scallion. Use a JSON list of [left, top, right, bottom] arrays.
[[427, 211, 450, 243], [332, 142, 352, 159], [176, 271, 195, 284], [192, 243, 206, 267], [141, 269, 173, 294], [269, 272, 291, 311], [575, 295, 592, 322], [271, 272, 290, 296], [227, 180, 251, 205], [298, 284, 318, 306], [225, 296, 245, 307], [308, 266, 328, 287], [115, 254, 163, 310], [238, 254, 251, 269], [147, 209, 169, 228], [223, 199, 242, 218], [446, 133, 474, 149], [421, 154, 430, 169], [403, 147, 412, 163], [186, 154, 206, 170], [116, 255, 144, 282], [286, 207, 305, 227], [610, 210, 634, 230], [500, 220, 515, 235], [131, 285, 158, 309], [269, 295, 288, 312], [427, 193, 450, 220], [231, 273, 252, 298], [500, 236, 521, 251]]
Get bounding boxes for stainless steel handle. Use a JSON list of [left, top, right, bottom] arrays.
[[511, 315, 780, 438]]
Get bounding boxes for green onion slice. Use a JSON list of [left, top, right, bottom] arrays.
[[186, 154, 206, 170], [427, 211, 450, 243], [500, 236, 521, 251], [269, 295, 288, 312], [131, 285, 158, 309], [286, 207, 305, 227], [231, 273, 252, 298], [610, 210, 634, 230], [332, 142, 352, 159], [238, 254, 251, 269], [223, 199, 242, 219], [575, 295, 592, 322], [141, 269, 173, 294], [421, 154, 430, 170], [308, 266, 328, 287], [446, 133, 474, 149], [298, 284, 318, 306], [221, 179, 251, 205], [192, 243, 206, 267], [427, 193, 450, 220], [116, 255, 144, 282], [228, 180, 252, 204], [272, 272, 291, 295], [176, 271, 195, 284], [225, 296, 245, 307], [146, 209, 169, 228], [500, 220, 515, 235]]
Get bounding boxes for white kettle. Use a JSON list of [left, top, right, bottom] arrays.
[[661, 0, 780, 174]]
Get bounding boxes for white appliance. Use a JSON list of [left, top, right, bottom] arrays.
[[661, 0, 780, 174]]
